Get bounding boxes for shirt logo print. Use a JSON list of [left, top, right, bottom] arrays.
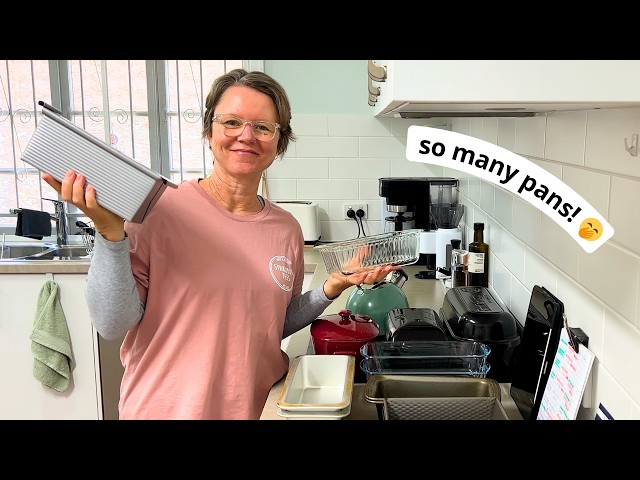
[[269, 255, 294, 291]]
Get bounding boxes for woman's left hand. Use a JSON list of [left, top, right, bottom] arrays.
[[322, 264, 401, 300]]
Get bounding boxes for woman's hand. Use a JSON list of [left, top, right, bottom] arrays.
[[322, 264, 401, 300], [42, 170, 126, 242]]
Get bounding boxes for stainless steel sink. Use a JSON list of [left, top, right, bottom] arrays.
[[1, 243, 91, 261]]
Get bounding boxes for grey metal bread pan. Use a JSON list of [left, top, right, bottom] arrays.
[[364, 374, 507, 420], [382, 396, 508, 420], [21, 102, 178, 223]]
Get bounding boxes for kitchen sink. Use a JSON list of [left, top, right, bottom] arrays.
[[0, 242, 91, 261]]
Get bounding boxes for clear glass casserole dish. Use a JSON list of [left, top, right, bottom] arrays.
[[360, 340, 491, 377], [315, 229, 421, 275]]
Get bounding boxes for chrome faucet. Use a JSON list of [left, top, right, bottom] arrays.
[[42, 198, 69, 246]]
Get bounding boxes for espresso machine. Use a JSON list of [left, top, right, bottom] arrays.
[[379, 177, 464, 279]]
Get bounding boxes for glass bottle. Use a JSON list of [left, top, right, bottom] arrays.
[[467, 222, 489, 288], [451, 248, 468, 288]]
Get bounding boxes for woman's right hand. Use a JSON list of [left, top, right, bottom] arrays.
[[42, 170, 126, 242]]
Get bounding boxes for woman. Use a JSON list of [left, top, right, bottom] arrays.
[[42, 68, 397, 420]]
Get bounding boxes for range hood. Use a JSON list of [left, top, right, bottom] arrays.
[[368, 60, 640, 118]]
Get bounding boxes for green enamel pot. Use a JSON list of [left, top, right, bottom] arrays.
[[345, 281, 409, 337]]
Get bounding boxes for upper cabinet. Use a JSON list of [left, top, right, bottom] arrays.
[[367, 60, 640, 118]]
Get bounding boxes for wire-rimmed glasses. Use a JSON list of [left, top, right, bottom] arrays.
[[212, 113, 280, 141]]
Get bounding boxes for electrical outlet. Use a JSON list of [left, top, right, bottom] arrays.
[[343, 203, 367, 220]]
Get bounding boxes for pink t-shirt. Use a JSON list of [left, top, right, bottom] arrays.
[[118, 179, 305, 419]]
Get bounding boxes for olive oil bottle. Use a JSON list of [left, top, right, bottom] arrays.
[[467, 222, 489, 288]]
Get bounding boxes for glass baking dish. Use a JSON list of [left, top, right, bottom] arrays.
[[315, 229, 421, 275], [360, 340, 491, 377]]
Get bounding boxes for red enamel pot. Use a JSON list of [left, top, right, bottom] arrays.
[[310, 309, 380, 383]]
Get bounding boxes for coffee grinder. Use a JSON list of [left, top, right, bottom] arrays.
[[379, 177, 464, 279]]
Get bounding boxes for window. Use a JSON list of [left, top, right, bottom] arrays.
[[0, 59, 248, 233]]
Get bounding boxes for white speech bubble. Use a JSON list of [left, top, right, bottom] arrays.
[[406, 125, 614, 253]]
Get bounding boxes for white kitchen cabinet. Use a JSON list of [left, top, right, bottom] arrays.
[[0, 273, 102, 419], [368, 60, 640, 118]]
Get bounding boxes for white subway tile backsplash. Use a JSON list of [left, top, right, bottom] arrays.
[[539, 216, 580, 278], [500, 229, 526, 282], [545, 110, 587, 165], [481, 118, 498, 144], [467, 176, 482, 207], [359, 179, 380, 203], [359, 136, 406, 158], [267, 157, 329, 179], [479, 180, 495, 216], [266, 179, 297, 199], [391, 159, 443, 177], [578, 242, 640, 324], [508, 278, 530, 325], [510, 197, 542, 251], [291, 115, 328, 136], [515, 116, 547, 158], [523, 248, 557, 294], [491, 255, 511, 304], [585, 108, 640, 177], [532, 158, 562, 178], [609, 176, 640, 255], [486, 218, 502, 256], [583, 365, 632, 421], [295, 136, 359, 157], [468, 118, 483, 139], [328, 115, 393, 137], [562, 166, 610, 218], [329, 157, 389, 179], [297, 179, 359, 199], [321, 220, 365, 242], [493, 186, 513, 229], [603, 309, 640, 404], [497, 118, 516, 152]]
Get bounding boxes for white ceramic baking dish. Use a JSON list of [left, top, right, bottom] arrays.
[[277, 355, 355, 413]]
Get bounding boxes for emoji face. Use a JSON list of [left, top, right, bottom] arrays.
[[579, 218, 604, 241]]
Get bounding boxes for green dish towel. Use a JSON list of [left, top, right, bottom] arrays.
[[30, 280, 75, 392]]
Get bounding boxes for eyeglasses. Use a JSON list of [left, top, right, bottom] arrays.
[[212, 113, 280, 141]]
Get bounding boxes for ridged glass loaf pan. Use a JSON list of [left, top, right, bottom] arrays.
[[315, 229, 421, 275], [360, 340, 491, 377]]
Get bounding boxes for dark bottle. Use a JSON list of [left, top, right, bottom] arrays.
[[467, 222, 489, 288]]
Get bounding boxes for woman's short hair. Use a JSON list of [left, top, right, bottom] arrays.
[[202, 68, 295, 157]]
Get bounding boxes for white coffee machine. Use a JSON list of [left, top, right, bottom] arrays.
[[379, 177, 464, 279]]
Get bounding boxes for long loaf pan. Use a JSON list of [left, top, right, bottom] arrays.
[[382, 396, 508, 420], [365, 374, 506, 420], [21, 102, 178, 223], [364, 374, 502, 404]]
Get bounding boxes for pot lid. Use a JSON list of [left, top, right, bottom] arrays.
[[311, 309, 380, 341]]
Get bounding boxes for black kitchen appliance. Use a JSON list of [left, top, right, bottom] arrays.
[[386, 307, 448, 342], [439, 286, 522, 383], [379, 177, 463, 279], [509, 285, 565, 421]]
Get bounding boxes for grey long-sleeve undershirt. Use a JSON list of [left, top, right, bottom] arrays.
[[85, 233, 334, 341]]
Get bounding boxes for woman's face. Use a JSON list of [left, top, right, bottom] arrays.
[[208, 85, 280, 179]]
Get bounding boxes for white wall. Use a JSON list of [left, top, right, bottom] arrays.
[[265, 107, 640, 420]]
